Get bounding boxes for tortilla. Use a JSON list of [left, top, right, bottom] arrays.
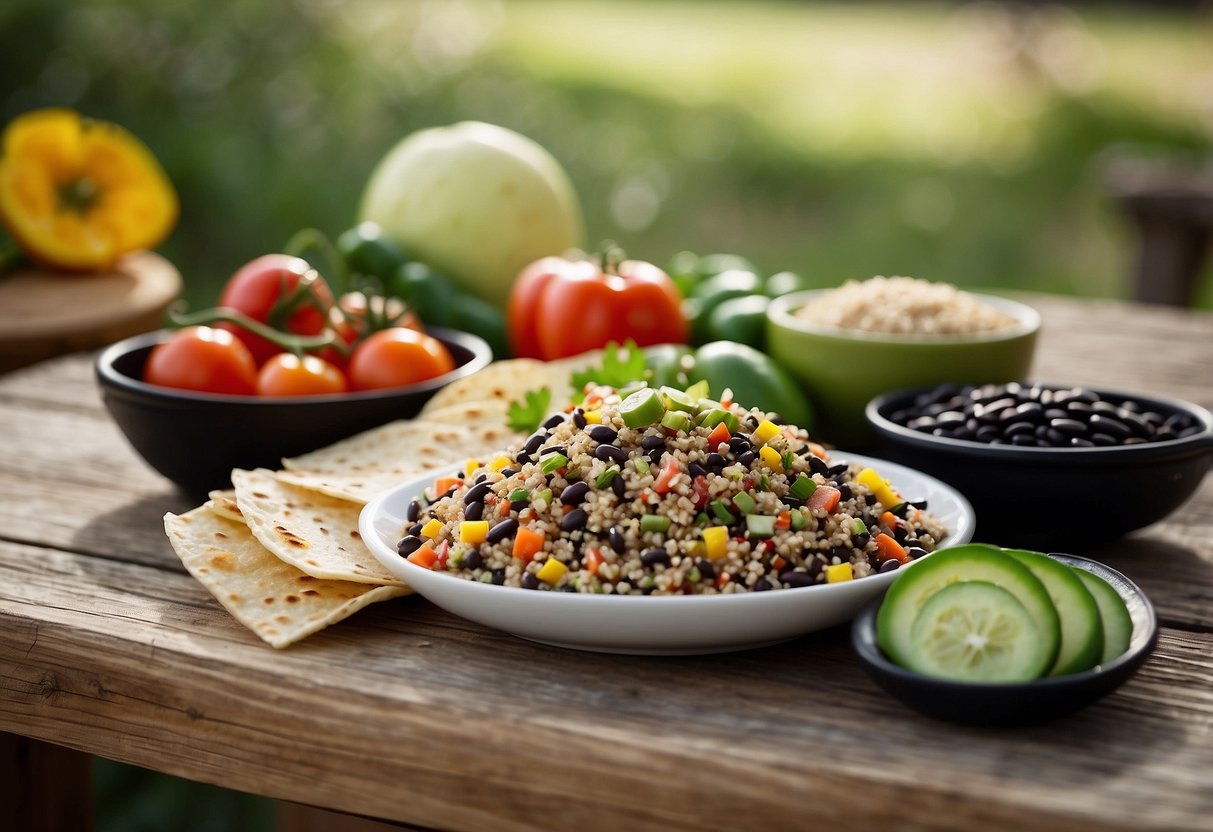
[[165, 508, 409, 649], [205, 489, 244, 523], [279, 418, 523, 504], [420, 358, 574, 415], [232, 468, 406, 586]]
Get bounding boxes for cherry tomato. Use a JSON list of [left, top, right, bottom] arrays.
[[256, 353, 349, 397], [507, 252, 688, 360], [347, 328, 456, 391], [144, 327, 258, 395], [217, 254, 335, 364]]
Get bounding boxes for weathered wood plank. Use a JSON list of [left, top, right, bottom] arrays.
[[0, 542, 1210, 832]]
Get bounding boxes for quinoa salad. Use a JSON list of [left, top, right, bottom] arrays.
[[396, 384, 948, 595], [795, 276, 1019, 336]]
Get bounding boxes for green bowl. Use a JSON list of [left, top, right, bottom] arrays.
[[765, 290, 1040, 448]]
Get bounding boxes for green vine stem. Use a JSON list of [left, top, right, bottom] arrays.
[[284, 227, 349, 295], [167, 302, 349, 356]]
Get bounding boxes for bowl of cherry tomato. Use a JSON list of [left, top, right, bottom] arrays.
[[97, 324, 490, 497]]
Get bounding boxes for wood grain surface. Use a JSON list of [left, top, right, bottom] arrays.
[[0, 294, 1210, 831]]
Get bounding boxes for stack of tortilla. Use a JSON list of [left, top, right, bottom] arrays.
[[164, 354, 597, 648]]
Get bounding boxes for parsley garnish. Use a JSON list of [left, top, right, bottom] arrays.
[[506, 387, 552, 433], [570, 340, 648, 401]]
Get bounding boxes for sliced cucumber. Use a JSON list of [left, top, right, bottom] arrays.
[[876, 543, 1060, 670], [904, 581, 1052, 683], [1004, 549, 1103, 676], [1072, 567, 1132, 666]]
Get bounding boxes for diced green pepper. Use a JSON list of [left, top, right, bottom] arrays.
[[790, 508, 808, 530], [732, 491, 757, 514], [533, 488, 552, 505], [851, 518, 868, 536], [660, 386, 696, 413], [710, 499, 735, 523], [508, 488, 530, 502], [641, 514, 672, 533], [661, 410, 692, 432], [695, 511, 711, 526], [698, 408, 732, 429], [634, 457, 651, 476], [684, 379, 711, 401], [687, 566, 702, 583], [789, 474, 818, 501], [594, 467, 620, 488], [540, 453, 568, 474], [745, 514, 776, 538], [620, 388, 666, 428]]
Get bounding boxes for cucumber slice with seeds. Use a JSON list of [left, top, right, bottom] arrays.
[[1004, 549, 1103, 676], [1071, 567, 1132, 666], [904, 581, 1052, 683], [877, 543, 1060, 670]]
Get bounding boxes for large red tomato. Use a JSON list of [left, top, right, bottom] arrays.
[[507, 253, 687, 360], [217, 254, 334, 364]]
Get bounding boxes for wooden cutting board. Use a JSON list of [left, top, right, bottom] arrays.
[[0, 250, 181, 373]]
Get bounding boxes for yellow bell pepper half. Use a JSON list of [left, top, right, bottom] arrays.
[[0, 108, 178, 270]]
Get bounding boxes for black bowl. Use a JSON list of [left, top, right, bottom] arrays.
[[96, 327, 492, 498], [865, 385, 1213, 549], [851, 554, 1158, 726]]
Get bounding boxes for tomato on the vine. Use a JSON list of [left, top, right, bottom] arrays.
[[256, 353, 348, 397], [144, 326, 258, 395], [507, 250, 688, 360], [217, 254, 335, 364], [347, 328, 455, 391]]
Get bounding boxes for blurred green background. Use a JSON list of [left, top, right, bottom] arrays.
[[4, 0, 1212, 312], [3, 0, 1211, 828]]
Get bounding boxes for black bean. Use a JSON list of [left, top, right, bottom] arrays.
[[828, 463, 850, 477], [1071, 437, 1095, 447], [441, 484, 459, 499], [738, 450, 758, 467], [809, 455, 830, 477], [1089, 414, 1131, 440], [907, 416, 936, 431], [608, 526, 626, 552], [561, 481, 590, 505], [1049, 417, 1087, 437], [463, 481, 492, 505], [975, 425, 1000, 443], [1123, 437, 1147, 445], [610, 474, 627, 500], [499, 468, 518, 478], [539, 444, 567, 457], [779, 495, 805, 508], [640, 548, 670, 566], [490, 569, 506, 585], [879, 559, 901, 573], [595, 444, 628, 465], [572, 408, 587, 429], [1066, 401, 1094, 418], [1004, 421, 1035, 437], [1010, 434, 1037, 446], [1044, 428, 1067, 445], [510, 499, 528, 512], [935, 411, 966, 429], [397, 535, 423, 556], [1092, 400, 1120, 415], [641, 434, 666, 451], [523, 432, 547, 455], [1178, 425, 1204, 438], [688, 461, 708, 478], [706, 452, 727, 471], [837, 484, 853, 501], [521, 572, 541, 590], [979, 397, 1017, 418], [462, 549, 482, 570], [486, 518, 518, 544], [1044, 408, 1069, 421], [1015, 402, 1043, 421], [588, 425, 618, 444], [542, 413, 566, 429], [905, 546, 930, 560], [648, 449, 664, 466], [754, 578, 773, 592], [696, 559, 717, 580], [780, 570, 816, 588], [464, 501, 484, 521], [407, 522, 423, 537], [1118, 410, 1151, 438], [560, 509, 588, 532], [406, 499, 422, 523]]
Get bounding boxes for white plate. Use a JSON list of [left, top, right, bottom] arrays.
[[360, 453, 975, 655]]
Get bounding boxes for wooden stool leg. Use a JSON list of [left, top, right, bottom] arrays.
[[1129, 217, 1211, 307], [0, 733, 93, 832]]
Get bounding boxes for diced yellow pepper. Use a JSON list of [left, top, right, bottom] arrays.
[[536, 557, 569, 585], [489, 455, 512, 472], [465, 459, 480, 477], [759, 445, 783, 472], [420, 518, 443, 539], [752, 419, 781, 445], [459, 520, 489, 544], [826, 562, 853, 583], [584, 410, 602, 424], [856, 467, 901, 509], [702, 526, 728, 560]]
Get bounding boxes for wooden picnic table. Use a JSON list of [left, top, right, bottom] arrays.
[[1, 293, 1211, 832]]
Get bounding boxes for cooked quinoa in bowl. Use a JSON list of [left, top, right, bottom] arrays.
[[793, 276, 1019, 337], [394, 385, 948, 595]]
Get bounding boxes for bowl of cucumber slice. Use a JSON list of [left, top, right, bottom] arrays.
[[851, 544, 1158, 726]]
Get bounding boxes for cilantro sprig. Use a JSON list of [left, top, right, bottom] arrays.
[[506, 387, 552, 433], [570, 340, 647, 402]]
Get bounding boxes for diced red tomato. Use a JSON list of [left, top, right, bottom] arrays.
[[407, 544, 438, 569], [807, 485, 841, 513], [583, 547, 604, 575], [692, 476, 711, 509], [775, 511, 792, 531], [654, 459, 682, 494], [707, 422, 731, 448]]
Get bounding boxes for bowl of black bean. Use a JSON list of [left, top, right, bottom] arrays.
[[865, 382, 1213, 547]]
